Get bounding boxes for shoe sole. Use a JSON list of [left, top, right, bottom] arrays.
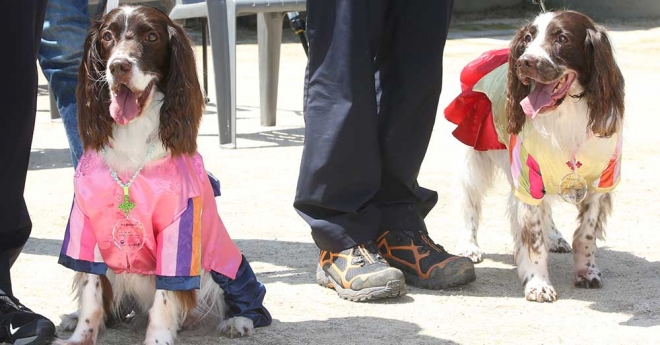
[[391, 258, 476, 290], [315, 265, 406, 302], [12, 328, 55, 345]]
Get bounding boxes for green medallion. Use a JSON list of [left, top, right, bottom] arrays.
[[118, 186, 135, 217]]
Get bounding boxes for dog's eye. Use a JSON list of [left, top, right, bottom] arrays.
[[557, 34, 568, 43], [147, 32, 158, 42], [102, 31, 113, 41], [524, 34, 532, 43]]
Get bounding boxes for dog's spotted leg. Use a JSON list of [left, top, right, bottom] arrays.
[[458, 189, 485, 263], [144, 290, 178, 345], [54, 274, 105, 345], [510, 195, 557, 302], [540, 200, 572, 253], [456, 150, 498, 263], [573, 192, 611, 288]]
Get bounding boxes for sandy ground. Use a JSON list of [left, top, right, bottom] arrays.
[[10, 14, 660, 345]]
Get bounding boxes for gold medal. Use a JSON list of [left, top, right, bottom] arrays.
[[558, 171, 587, 204]]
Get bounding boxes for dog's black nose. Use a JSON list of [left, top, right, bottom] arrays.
[[110, 58, 132, 78]]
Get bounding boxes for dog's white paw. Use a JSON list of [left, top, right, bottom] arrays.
[[524, 276, 558, 303], [456, 243, 484, 263], [144, 326, 175, 345], [575, 268, 603, 289], [53, 317, 98, 345], [548, 236, 572, 253], [58, 311, 80, 332], [219, 316, 254, 338]]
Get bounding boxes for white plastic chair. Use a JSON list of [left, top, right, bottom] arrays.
[[169, 0, 306, 148]]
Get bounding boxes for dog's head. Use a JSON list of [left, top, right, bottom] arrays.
[[77, 5, 204, 156], [506, 10, 624, 137]]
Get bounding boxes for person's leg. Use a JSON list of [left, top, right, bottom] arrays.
[[294, 0, 405, 301], [0, 2, 57, 344], [0, 202, 32, 296], [294, 0, 386, 252], [0, 0, 48, 280], [38, 0, 90, 167], [373, 0, 476, 289], [374, 0, 452, 233]]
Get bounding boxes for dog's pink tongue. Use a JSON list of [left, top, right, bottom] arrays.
[[520, 82, 555, 118], [110, 85, 138, 125]]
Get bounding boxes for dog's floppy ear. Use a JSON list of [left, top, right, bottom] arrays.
[[506, 25, 530, 135], [77, 20, 114, 152], [585, 25, 624, 137], [159, 23, 205, 157]]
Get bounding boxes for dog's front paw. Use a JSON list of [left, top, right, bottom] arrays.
[[53, 322, 98, 345], [456, 243, 484, 263], [548, 236, 572, 253], [575, 268, 603, 288], [144, 326, 175, 345], [219, 316, 254, 338], [524, 276, 558, 302], [58, 311, 80, 332]]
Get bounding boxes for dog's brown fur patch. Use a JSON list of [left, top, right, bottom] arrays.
[[173, 290, 197, 316]]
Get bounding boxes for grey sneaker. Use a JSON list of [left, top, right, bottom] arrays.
[[316, 242, 406, 301]]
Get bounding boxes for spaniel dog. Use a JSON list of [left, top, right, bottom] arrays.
[[445, 10, 624, 302], [54, 5, 271, 344]]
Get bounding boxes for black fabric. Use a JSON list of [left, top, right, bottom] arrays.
[[210, 255, 272, 328], [294, 0, 455, 252], [0, 0, 49, 297], [207, 171, 221, 197], [0, 293, 55, 343], [381, 231, 454, 274], [391, 249, 416, 266]]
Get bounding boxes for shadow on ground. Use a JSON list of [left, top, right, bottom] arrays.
[[236, 128, 304, 147], [199, 127, 305, 147], [38, 84, 50, 97], [25, 237, 660, 327], [474, 251, 660, 327], [56, 316, 456, 345], [29, 148, 73, 170]]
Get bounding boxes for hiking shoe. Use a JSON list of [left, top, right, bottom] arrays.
[[316, 242, 406, 301], [0, 293, 55, 345], [377, 230, 476, 289]]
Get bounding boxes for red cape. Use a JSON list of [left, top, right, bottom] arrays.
[[444, 48, 509, 151]]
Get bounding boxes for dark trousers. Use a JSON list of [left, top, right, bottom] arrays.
[[0, 1, 49, 296], [294, 0, 454, 252]]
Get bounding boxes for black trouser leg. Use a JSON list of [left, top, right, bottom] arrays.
[[294, 0, 388, 252], [0, 0, 48, 296], [374, 0, 454, 233], [294, 0, 454, 252]]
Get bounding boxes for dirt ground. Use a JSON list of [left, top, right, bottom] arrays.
[[12, 13, 660, 345]]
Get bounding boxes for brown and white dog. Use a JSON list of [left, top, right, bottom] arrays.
[[446, 10, 625, 302], [54, 5, 270, 344]]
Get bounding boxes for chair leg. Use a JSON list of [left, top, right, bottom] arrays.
[[202, 17, 210, 104], [49, 87, 60, 120], [206, 0, 236, 148], [257, 12, 283, 127]]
